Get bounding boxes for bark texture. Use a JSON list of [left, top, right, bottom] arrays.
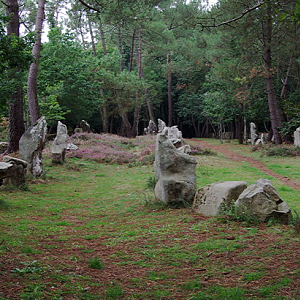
[[6, 0, 25, 153], [27, 0, 46, 125]]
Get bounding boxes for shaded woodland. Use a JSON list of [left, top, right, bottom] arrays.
[[1, 0, 300, 150]]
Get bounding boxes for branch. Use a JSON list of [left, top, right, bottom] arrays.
[[214, 1, 266, 27], [77, 0, 102, 13], [194, 1, 266, 29], [1, 0, 8, 7]]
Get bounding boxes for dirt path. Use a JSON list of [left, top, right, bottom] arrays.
[[192, 139, 300, 191]]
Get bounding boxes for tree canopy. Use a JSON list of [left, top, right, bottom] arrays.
[[1, 0, 300, 143]]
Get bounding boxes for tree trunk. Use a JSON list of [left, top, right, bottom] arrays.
[[262, 3, 282, 144], [237, 116, 243, 144], [98, 23, 109, 132], [280, 58, 292, 100], [167, 50, 172, 126], [118, 26, 124, 71], [6, 0, 25, 153], [99, 22, 107, 55], [27, 0, 46, 125], [130, 28, 141, 137], [88, 18, 96, 57], [129, 29, 136, 72]]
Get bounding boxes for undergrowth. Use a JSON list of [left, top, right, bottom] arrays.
[[252, 144, 300, 157]]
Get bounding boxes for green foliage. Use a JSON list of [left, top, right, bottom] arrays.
[[38, 28, 102, 127], [88, 257, 104, 269], [191, 286, 247, 300], [290, 210, 300, 235], [0, 116, 9, 141], [12, 260, 45, 275], [219, 203, 260, 226], [145, 175, 157, 190], [104, 282, 124, 299], [0, 14, 33, 110], [0, 196, 9, 210]]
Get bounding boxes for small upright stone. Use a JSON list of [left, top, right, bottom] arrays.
[[158, 119, 166, 133], [167, 126, 183, 147], [250, 122, 258, 145], [19, 116, 47, 177], [51, 121, 68, 164], [80, 120, 91, 133], [0, 142, 8, 153], [294, 127, 300, 147], [145, 120, 157, 135]]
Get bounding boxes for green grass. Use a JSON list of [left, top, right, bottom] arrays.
[[0, 136, 300, 299]]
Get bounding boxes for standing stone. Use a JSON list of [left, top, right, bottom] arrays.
[[0, 142, 8, 153], [80, 120, 91, 133], [235, 179, 291, 223], [250, 122, 258, 145], [167, 126, 183, 147], [158, 119, 166, 133], [154, 133, 197, 205], [192, 181, 247, 217], [144, 120, 157, 135], [0, 156, 27, 186], [51, 121, 68, 164], [260, 133, 268, 145], [19, 116, 47, 177], [294, 127, 300, 147]]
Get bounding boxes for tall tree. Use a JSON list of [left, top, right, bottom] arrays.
[[27, 0, 46, 125], [6, 0, 25, 153]]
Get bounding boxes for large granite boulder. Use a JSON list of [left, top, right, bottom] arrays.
[[235, 179, 291, 223], [51, 121, 68, 164], [154, 133, 197, 205], [192, 181, 247, 216], [0, 156, 27, 186], [19, 116, 47, 177]]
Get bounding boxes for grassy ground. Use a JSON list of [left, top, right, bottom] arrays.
[[0, 135, 300, 299]]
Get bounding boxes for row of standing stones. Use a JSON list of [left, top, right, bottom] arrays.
[[153, 121, 291, 224], [0, 116, 293, 223], [0, 117, 85, 187]]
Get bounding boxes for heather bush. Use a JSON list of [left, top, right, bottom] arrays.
[[67, 133, 156, 165], [190, 144, 216, 156]]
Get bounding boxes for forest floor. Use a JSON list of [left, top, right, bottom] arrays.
[[192, 139, 300, 191], [1, 135, 300, 299]]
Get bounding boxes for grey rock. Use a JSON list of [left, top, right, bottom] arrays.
[[158, 119, 166, 133], [51, 121, 68, 164], [235, 179, 291, 223], [294, 127, 300, 147], [0, 156, 27, 186], [192, 181, 247, 216], [80, 120, 90, 133], [167, 126, 183, 147], [145, 120, 157, 135], [0, 142, 8, 153], [66, 143, 78, 151], [250, 122, 258, 145], [154, 133, 197, 205], [19, 116, 47, 177]]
